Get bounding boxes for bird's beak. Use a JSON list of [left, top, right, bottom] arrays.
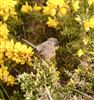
[[55, 45, 59, 50]]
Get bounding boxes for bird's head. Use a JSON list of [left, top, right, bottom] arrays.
[[48, 38, 59, 49]]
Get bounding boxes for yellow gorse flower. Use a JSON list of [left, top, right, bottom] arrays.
[[47, 17, 59, 28], [21, 2, 32, 13], [90, 51, 94, 56], [84, 20, 90, 32], [0, 66, 15, 86], [84, 15, 94, 31], [0, 68, 3, 80], [83, 37, 89, 45], [77, 49, 84, 57], [73, 1, 80, 11], [0, 23, 9, 40], [43, 5, 57, 16], [89, 15, 94, 28], [33, 4, 42, 12], [0, 39, 34, 65], [57, 5, 69, 17], [5, 40, 14, 59], [43, 0, 69, 17], [3, 70, 9, 82], [12, 41, 33, 64], [47, 0, 65, 7], [67, 78, 75, 86], [7, 75, 15, 86], [88, 0, 94, 6], [0, 0, 17, 21], [75, 67, 81, 73]]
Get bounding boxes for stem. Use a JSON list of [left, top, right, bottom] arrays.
[[45, 86, 53, 100], [0, 89, 5, 99], [72, 88, 94, 100], [0, 82, 10, 99]]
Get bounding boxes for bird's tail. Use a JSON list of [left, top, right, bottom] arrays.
[[21, 38, 36, 49]]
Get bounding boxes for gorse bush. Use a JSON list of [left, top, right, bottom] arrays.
[[17, 57, 60, 100], [0, 0, 94, 100]]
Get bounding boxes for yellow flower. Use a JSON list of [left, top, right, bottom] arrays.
[[33, 4, 42, 12], [75, 67, 81, 73], [7, 75, 15, 86], [11, 41, 33, 64], [0, 68, 3, 80], [88, 0, 94, 6], [83, 37, 89, 45], [5, 40, 14, 49], [0, 0, 17, 21], [77, 49, 84, 57], [47, 0, 65, 7], [58, 7, 67, 17], [89, 15, 94, 28], [14, 42, 21, 52], [5, 40, 14, 58], [0, 52, 4, 65], [0, 23, 9, 40], [84, 20, 90, 32], [21, 2, 32, 13], [0, 10, 4, 16], [73, 1, 80, 11], [43, 6, 50, 15], [67, 78, 75, 86], [89, 51, 94, 56], [16, 0, 20, 3], [20, 44, 28, 53], [3, 14, 9, 21], [0, 66, 15, 85], [43, 5, 56, 16], [10, 9, 17, 17], [84, 16, 94, 31], [47, 17, 59, 28], [1, 66, 9, 82], [3, 70, 9, 82], [27, 47, 33, 55], [0, 41, 5, 52], [43, 0, 66, 16], [0, 0, 17, 10], [70, 79, 74, 84]]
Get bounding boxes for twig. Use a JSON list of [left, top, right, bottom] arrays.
[[45, 86, 53, 100], [72, 88, 94, 100], [14, 68, 21, 74], [11, 63, 21, 74], [22, 25, 26, 39], [41, 59, 49, 68]]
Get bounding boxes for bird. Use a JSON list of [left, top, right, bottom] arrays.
[[21, 38, 59, 60]]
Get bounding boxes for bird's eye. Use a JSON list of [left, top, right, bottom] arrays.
[[54, 41, 59, 47]]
